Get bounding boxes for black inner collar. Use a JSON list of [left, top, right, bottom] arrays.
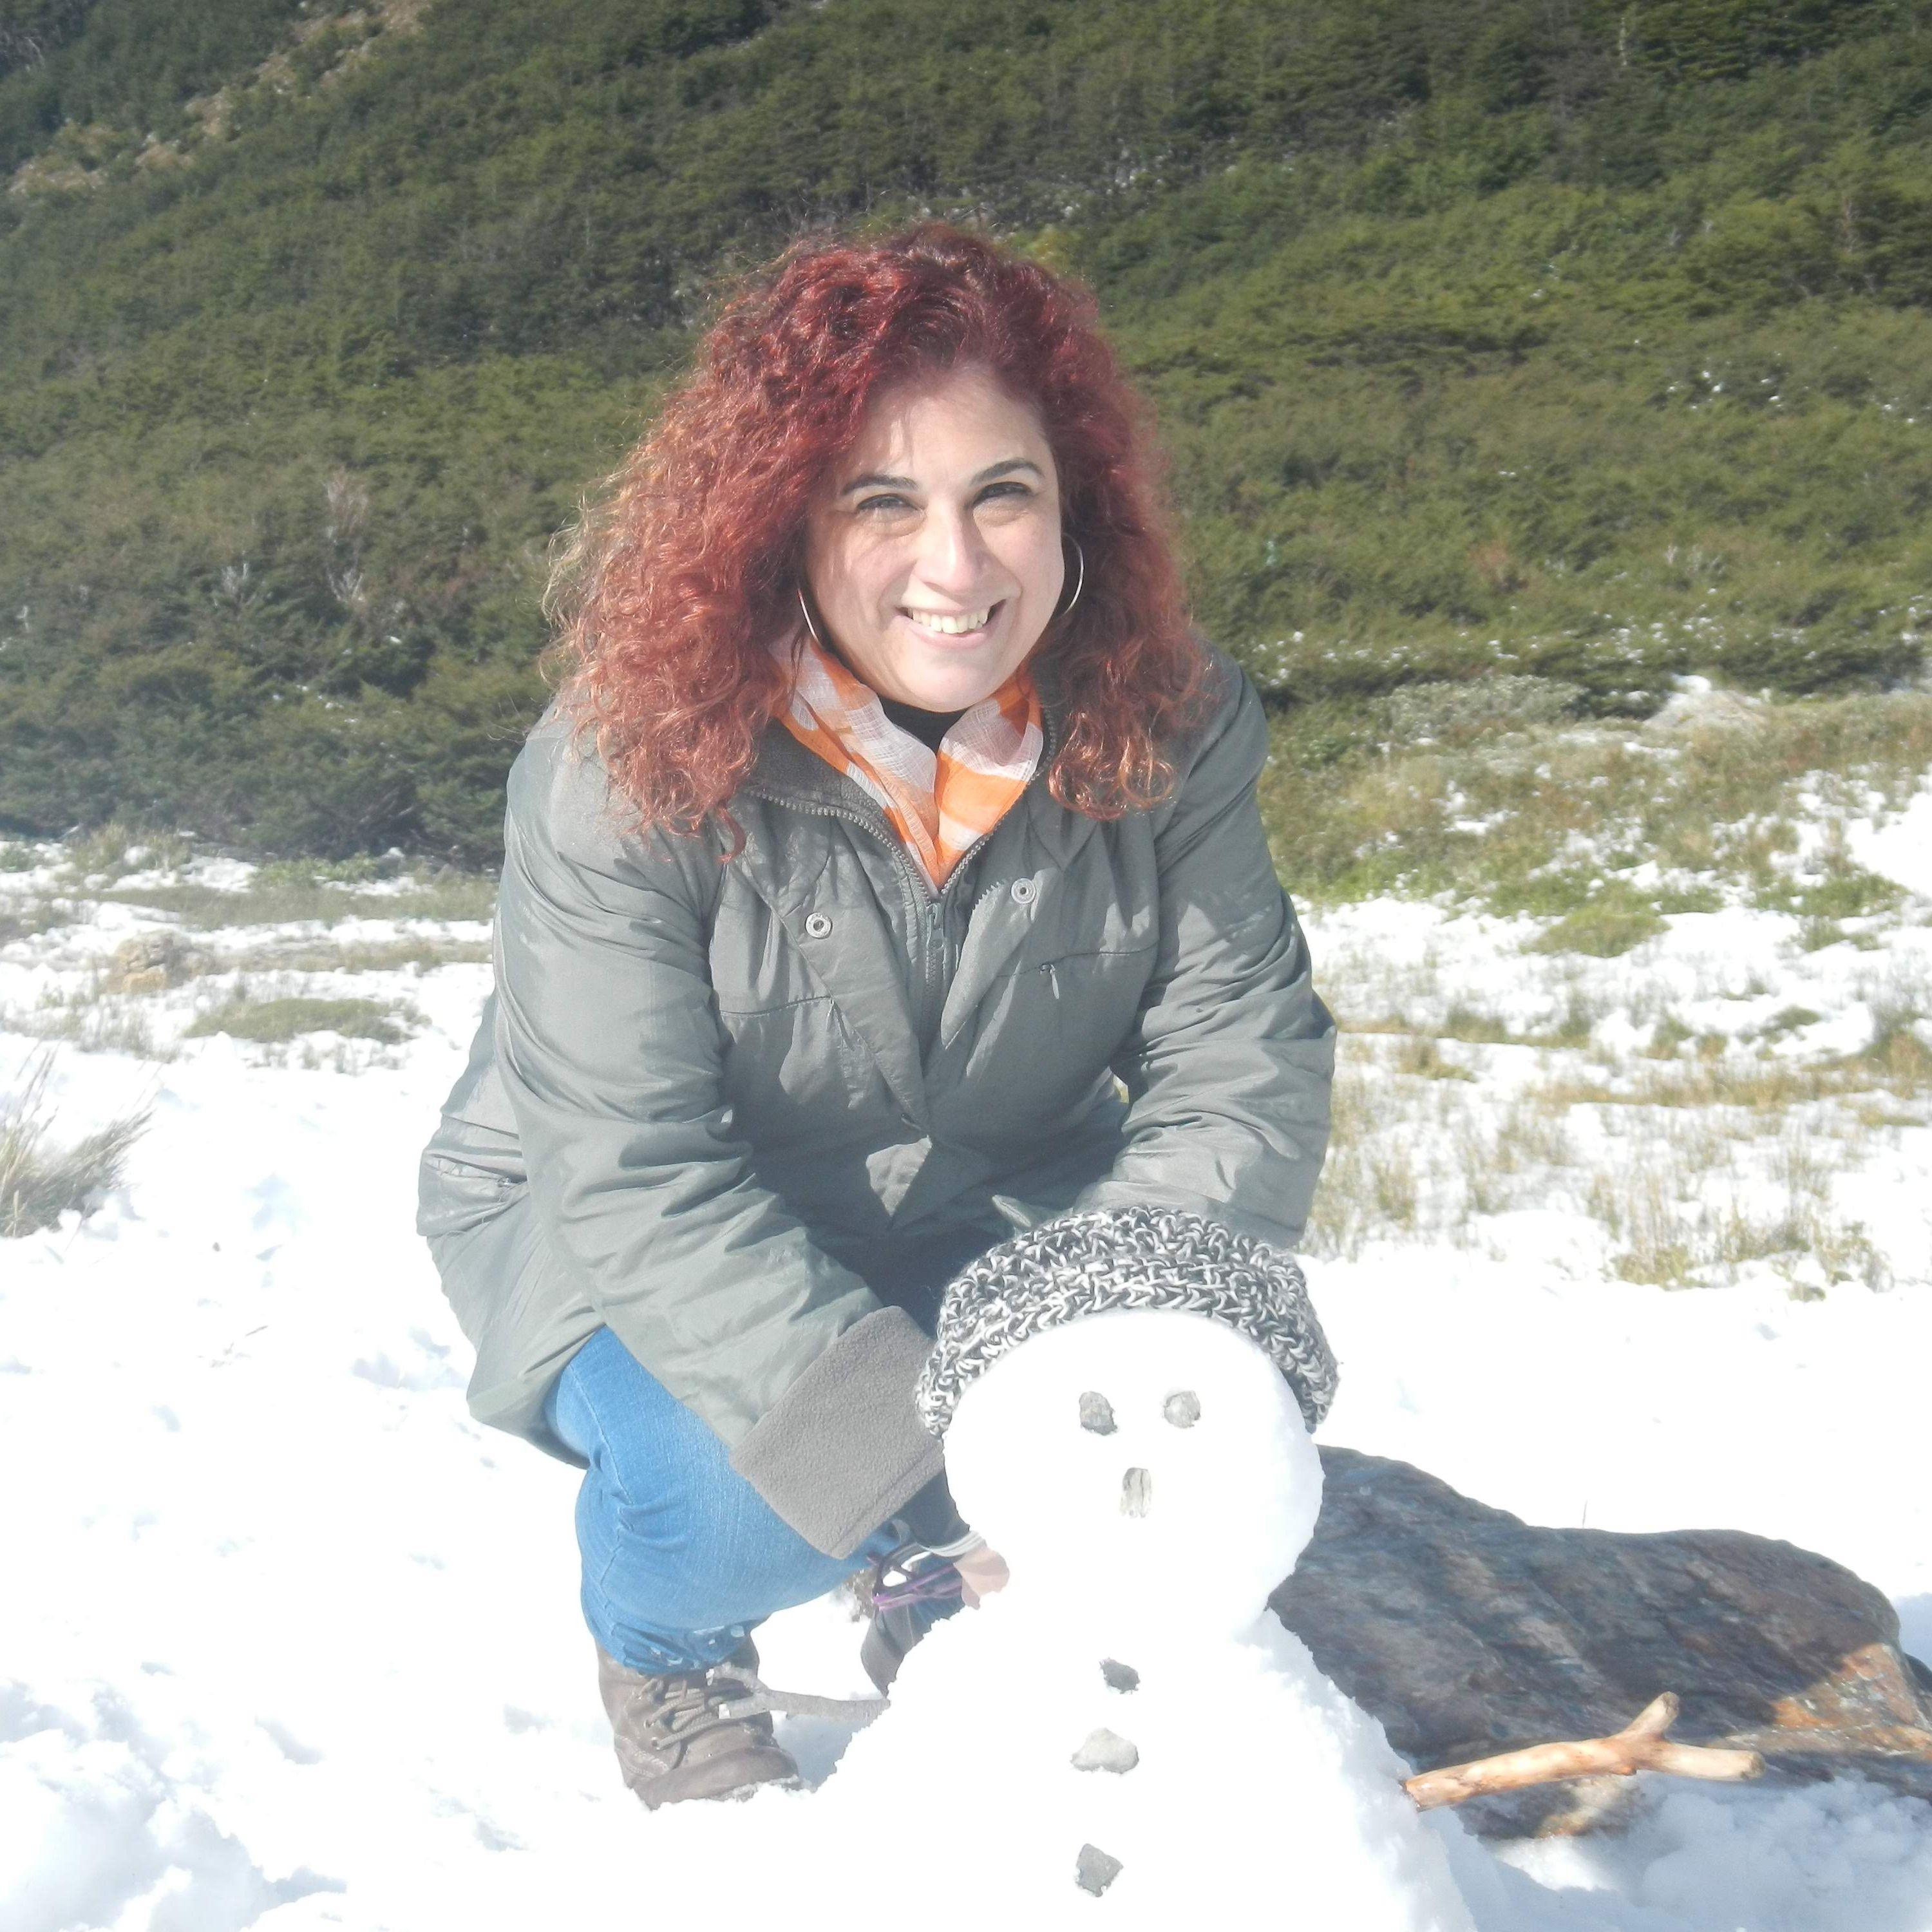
[[879, 694, 968, 752]]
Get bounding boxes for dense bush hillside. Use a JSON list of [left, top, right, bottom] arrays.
[[2, 0, 1930, 859]]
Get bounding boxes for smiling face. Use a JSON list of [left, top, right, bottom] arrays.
[[800, 363, 1066, 711], [943, 1309, 1326, 1638]]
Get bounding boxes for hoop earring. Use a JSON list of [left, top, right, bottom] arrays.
[[797, 583, 826, 649], [1057, 537, 1086, 619]]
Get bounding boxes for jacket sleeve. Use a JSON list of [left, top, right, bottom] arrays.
[[1063, 658, 1336, 1250], [493, 719, 943, 1558]]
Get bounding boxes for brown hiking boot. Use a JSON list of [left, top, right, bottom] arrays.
[[596, 1640, 800, 1810]]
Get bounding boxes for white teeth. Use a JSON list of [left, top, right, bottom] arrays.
[[904, 606, 994, 636]]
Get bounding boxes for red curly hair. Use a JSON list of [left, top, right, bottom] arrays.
[[544, 224, 1211, 834]]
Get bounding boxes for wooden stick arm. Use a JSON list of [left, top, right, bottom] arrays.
[[1403, 1693, 1765, 1812]]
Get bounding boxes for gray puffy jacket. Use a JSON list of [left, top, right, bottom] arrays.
[[417, 648, 1334, 1557]]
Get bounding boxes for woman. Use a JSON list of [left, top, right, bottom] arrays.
[[417, 224, 1334, 1810]]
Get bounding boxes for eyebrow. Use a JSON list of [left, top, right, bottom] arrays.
[[838, 457, 1044, 497]]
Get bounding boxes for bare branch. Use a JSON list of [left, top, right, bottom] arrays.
[[1403, 1694, 1765, 1812]]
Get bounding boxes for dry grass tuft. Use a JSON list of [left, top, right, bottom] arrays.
[[103, 873, 496, 929], [1302, 920, 1920, 1293], [185, 994, 418, 1046], [1526, 896, 1666, 959], [1265, 687, 1932, 937], [1, 1053, 149, 1237], [1, 984, 173, 1060], [1392, 1035, 1477, 1081]]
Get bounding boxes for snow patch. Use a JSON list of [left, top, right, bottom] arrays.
[[4, 845, 1931, 1927]]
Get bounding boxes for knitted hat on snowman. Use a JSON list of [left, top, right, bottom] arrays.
[[916, 1204, 1338, 1439]]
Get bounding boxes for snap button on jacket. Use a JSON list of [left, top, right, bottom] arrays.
[[417, 649, 1336, 1558]]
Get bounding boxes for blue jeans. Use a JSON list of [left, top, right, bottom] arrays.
[[545, 1326, 900, 1675]]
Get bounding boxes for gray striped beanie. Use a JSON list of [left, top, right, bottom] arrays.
[[916, 1205, 1338, 1438]]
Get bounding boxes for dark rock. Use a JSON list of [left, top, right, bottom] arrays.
[[1271, 1448, 1932, 1837], [1101, 1658, 1139, 1694]]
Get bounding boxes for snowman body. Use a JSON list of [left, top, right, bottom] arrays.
[[815, 1309, 1477, 1930]]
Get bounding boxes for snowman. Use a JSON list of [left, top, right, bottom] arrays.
[[808, 1206, 1479, 1931]]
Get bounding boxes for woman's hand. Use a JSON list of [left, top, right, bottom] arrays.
[[953, 1542, 1010, 1605]]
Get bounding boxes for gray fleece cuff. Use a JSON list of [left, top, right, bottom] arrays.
[[729, 1305, 945, 1559]]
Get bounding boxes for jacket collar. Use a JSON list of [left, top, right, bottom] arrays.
[[741, 717, 871, 815], [730, 653, 1097, 1112], [742, 649, 1077, 842]]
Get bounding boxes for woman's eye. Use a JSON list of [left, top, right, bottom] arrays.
[[856, 495, 913, 516]]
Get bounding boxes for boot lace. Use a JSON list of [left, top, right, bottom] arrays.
[[646, 1658, 768, 1748]]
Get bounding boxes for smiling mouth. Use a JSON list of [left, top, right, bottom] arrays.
[[901, 601, 1001, 638]]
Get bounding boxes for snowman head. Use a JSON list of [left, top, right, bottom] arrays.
[[943, 1307, 1325, 1635]]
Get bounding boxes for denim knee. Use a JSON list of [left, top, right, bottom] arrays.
[[547, 1327, 892, 1671]]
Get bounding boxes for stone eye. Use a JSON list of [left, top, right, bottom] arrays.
[[1079, 1391, 1117, 1435], [1163, 1390, 1201, 1428]]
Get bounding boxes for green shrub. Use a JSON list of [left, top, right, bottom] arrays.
[[1375, 676, 1586, 747], [2, 0, 1932, 857], [1792, 867, 1902, 922], [1526, 894, 1669, 958]]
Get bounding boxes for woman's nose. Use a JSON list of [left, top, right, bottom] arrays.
[[913, 503, 991, 596]]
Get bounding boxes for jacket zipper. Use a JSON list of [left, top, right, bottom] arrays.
[[734, 787, 994, 1049], [928, 692, 1061, 1010], [739, 708, 1059, 1050]]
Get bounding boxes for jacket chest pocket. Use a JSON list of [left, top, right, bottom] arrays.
[[956, 820, 1158, 1046], [708, 876, 890, 1137], [708, 874, 828, 1018], [950, 846, 1159, 1119], [943, 943, 1151, 1136], [967, 941, 1156, 1086]]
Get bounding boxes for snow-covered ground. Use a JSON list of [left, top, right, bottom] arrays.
[[3, 806, 1931, 1931]]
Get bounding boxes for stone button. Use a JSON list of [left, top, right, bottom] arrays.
[[1071, 1728, 1139, 1774], [1075, 1845, 1123, 1897]]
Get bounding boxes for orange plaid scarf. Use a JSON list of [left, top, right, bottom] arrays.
[[770, 629, 1044, 891]]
